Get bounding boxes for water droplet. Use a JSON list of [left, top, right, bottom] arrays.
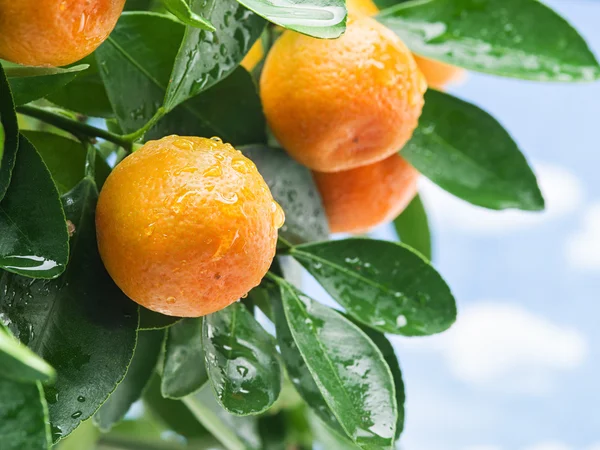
[[396, 315, 407, 328], [231, 158, 251, 174], [210, 136, 223, 143], [77, 396, 86, 403], [167, 297, 176, 305], [144, 223, 155, 236], [172, 138, 195, 151], [71, 411, 82, 419], [272, 201, 285, 229], [203, 165, 223, 177], [236, 365, 249, 377], [215, 191, 238, 204]]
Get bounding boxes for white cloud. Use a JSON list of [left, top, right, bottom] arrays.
[[394, 302, 588, 395], [420, 163, 584, 234], [524, 442, 571, 450], [565, 203, 600, 270]]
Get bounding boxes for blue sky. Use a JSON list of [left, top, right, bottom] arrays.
[[306, 1, 600, 449]]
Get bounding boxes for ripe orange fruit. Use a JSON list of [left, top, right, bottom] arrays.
[[313, 154, 418, 234], [0, 0, 126, 67], [260, 15, 426, 173], [96, 136, 284, 317], [345, 0, 465, 90]]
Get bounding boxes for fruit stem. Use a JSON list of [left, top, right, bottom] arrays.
[[121, 107, 166, 143], [16, 105, 133, 152]]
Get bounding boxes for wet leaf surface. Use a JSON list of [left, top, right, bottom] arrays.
[[0, 326, 55, 384], [138, 306, 182, 330], [203, 302, 282, 415], [0, 178, 138, 441], [0, 63, 19, 201], [377, 0, 600, 81]]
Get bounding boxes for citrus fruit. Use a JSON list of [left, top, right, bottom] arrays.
[[345, 0, 466, 90], [313, 153, 418, 233], [260, 15, 426, 173], [0, 0, 126, 67], [96, 135, 284, 317]]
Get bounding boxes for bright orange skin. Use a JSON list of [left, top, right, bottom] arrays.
[[241, 40, 264, 71], [96, 136, 284, 317], [314, 154, 418, 234], [260, 16, 426, 173], [0, 0, 125, 67]]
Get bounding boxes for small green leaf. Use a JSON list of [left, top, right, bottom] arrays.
[[47, 55, 114, 119], [393, 194, 432, 260], [93, 330, 165, 432], [0, 380, 51, 450], [5, 64, 88, 106], [242, 145, 329, 244], [0, 135, 69, 278], [402, 90, 544, 211], [0, 179, 138, 442], [0, 326, 55, 384], [290, 238, 456, 336], [161, 318, 208, 399], [270, 287, 345, 436], [203, 302, 282, 415], [235, 0, 346, 39], [275, 277, 397, 450], [139, 306, 182, 330], [161, 0, 216, 30], [377, 0, 600, 81], [0, 63, 19, 201], [23, 131, 111, 194], [163, 0, 265, 111]]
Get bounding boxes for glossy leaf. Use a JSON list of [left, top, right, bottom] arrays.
[[0, 179, 138, 441], [393, 194, 432, 260], [139, 307, 182, 330], [97, 13, 265, 145], [161, 0, 216, 30], [0, 326, 55, 384], [242, 145, 329, 244], [270, 286, 345, 436], [23, 131, 111, 194], [355, 324, 405, 439], [377, 0, 600, 81], [236, 0, 346, 39], [402, 90, 544, 211], [94, 330, 165, 432], [148, 67, 266, 145], [310, 413, 359, 450], [290, 238, 456, 336], [5, 64, 88, 106], [0, 63, 19, 201], [203, 302, 282, 415], [163, 0, 265, 111], [0, 135, 69, 278], [47, 56, 114, 118], [275, 278, 397, 450], [162, 318, 208, 399], [183, 383, 262, 450], [0, 380, 51, 450]]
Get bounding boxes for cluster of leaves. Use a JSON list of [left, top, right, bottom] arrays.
[[0, 0, 598, 449]]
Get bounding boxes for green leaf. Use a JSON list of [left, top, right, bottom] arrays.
[[393, 194, 432, 260], [5, 64, 88, 106], [47, 56, 114, 119], [0, 380, 51, 450], [289, 238, 456, 336], [275, 277, 397, 450], [161, 0, 216, 30], [139, 306, 182, 330], [23, 131, 111, 194], [0, 63, 19, 201], [163, 0, 265, 111], [270, 287, 345, 436], [203, 302, 282, 415], [402, 90, 544, 211], [258, 412, 287, 450], [236, 0, 346, 39], [97, 12, 265, 145], [354, 324, 405, 439], [0, 178, 138, 442], [183, 383, 262, 450], [148, 67, 266, 145], [162, 318, 208, 399], [0, 135, 69, 278], [377, 0, 600, 81], [93, 330, 165, 432], [310, 413, 359, 450], [241, 145, 329, 244], [0, 326, 55, 384]]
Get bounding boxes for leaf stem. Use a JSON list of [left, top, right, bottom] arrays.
[[16, 105, 133, 152], [122, 107, 166, 143]]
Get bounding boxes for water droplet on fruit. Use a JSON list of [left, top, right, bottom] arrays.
[[203, 165, 222, 177], [173, 138, 195, 151], [215, 192, 238, 204], [272, 202, 285, 229], [231, 158, 250, 174], [210, 136, 223, 143], [144, 223, 155, 236], [167, 297, 176, 305]]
